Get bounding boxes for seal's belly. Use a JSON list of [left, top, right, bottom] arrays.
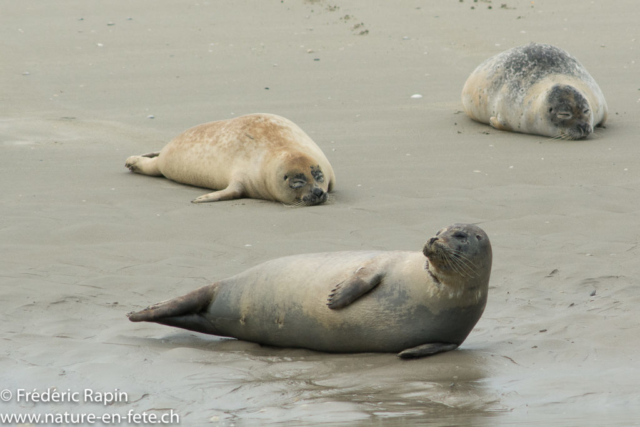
[[210, 290, 481, 353]]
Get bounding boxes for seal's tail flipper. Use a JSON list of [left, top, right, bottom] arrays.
[[127, 285, 220, 335]]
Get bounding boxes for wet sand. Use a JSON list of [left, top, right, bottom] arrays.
[[2, 0, 639, 425]]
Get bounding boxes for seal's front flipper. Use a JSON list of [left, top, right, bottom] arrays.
[[327, 268, 384, 310], [489, 115, 511, 131], [397, 343, 458, 359], [192, 182, 244, 204], [128, 285, 220, 335]]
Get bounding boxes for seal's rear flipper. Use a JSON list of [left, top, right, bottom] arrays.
[[397, 343, 458, 359], [127, 285, 219, 335], [125, 154, 162, 176]]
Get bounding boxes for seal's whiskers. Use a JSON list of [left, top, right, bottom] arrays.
[[441, 247, 479, 278], [441, 252, 474, 279]]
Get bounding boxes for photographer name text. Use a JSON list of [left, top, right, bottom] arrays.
[[14, 388, 127, 405]]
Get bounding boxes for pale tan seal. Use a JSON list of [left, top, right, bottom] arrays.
[[128, 223, 492, 359], [125, 114, 335, 205], [462, 43, 608, 140]]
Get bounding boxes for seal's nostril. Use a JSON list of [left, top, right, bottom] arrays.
[[312, 188, 324, 197], [429, 237, 438, 245]]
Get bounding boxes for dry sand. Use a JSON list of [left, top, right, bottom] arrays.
[[2, 0, 639, 425]]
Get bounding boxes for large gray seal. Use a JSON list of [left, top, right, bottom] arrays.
[[462, 43, 608, 140], [128, 224, 492, 359], [125, 114, 335, 206]]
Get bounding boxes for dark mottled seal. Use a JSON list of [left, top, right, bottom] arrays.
[[462, 43, 608, 140], [128, 224, 492, 359], [125, 114, 335, 206]]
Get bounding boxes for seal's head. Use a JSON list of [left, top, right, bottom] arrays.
[[275, 153, 331, 206], [546, 84, 593, 140], [423, 223, 492, 287]]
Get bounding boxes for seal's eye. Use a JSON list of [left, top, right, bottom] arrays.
[[284, 175, 288, 181], [549, 108, 553, 113], [476, 234, 483, 241], [557, 112, 571, 119], [584, 109, 590, 114], [453, 232, 467, 239], [288, 173, 308, 189]]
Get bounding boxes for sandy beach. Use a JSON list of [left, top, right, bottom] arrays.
[[2, 0, 639, 425]]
